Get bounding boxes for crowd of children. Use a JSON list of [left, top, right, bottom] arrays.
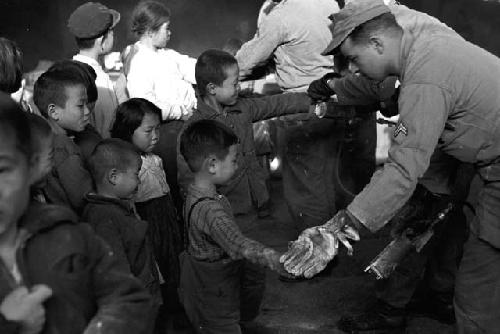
[[0, 1, 324, 333]]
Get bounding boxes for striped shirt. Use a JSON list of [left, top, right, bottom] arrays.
[[184, 183, 276, 267]]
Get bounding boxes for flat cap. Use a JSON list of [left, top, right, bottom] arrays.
[[323, 0, 390, 55], [68, 2, 120, 39]]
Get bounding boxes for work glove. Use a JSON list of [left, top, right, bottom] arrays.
[[307, 72, 341, 102], [280, 210, 361, 278]]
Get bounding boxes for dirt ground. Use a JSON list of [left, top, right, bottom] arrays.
[[168, 177, 457, 334]]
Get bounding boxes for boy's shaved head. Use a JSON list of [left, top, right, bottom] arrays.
[[180, 119, 238, 172], [195, 49, 238, 97], [88, 138, 141, 186], [33, 68, 86, 118]]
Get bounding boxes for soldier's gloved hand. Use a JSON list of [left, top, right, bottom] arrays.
[[280, 227, 338, 278], [307, 72, 341, 102], [320, 209, 361, 255], [280, 210, 361, 278]]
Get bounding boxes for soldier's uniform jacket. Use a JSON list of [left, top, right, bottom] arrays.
[[336, 6, 500, 247]]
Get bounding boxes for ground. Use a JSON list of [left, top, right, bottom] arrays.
[[169, 177, 457, 334]]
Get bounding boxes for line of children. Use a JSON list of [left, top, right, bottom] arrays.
[[0, 93, 153, 333], [1, 3, 329, 333], [179, 119, 290, 333]]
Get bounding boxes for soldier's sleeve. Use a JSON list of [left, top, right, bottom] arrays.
[[347, 83, 451, 232], [333, 75, 398, 106], [235, 13, 283, 80]]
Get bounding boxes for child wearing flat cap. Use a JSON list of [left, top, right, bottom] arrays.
[[68, 2, 120, 139]]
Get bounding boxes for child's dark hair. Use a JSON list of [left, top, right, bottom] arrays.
[[195, 49, 238, 97], [111, 98, 162, 142], [33, 68, 86, 118], [180, 119, 238, 172], [0, 92, 32, 159], [48, 60, 98, 104], [131, 1, 170, 38], [88, 138, 141, 186], [0, 37, 23, 94]]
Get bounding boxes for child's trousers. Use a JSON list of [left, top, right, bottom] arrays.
[[178, 252, 265, 333]]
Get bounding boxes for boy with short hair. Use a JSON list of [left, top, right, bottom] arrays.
[[46, 60, 103, 164], [0, 93, 152, 334], [68, 1, 120, 138], [179, 119, 289, 333], [178, 49, 314, 217], [83, 138, 162, 305], [33, 68, 93, 213]]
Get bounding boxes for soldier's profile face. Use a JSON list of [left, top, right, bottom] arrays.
[[340, 36, 388, 81]]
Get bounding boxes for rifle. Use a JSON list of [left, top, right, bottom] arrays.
[[364, 203, 454, 280]]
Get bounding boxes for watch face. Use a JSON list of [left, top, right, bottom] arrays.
[[315, 101, 327, 118]]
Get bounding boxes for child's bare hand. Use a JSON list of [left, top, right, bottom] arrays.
[[0, 284, 52, 334], [265, 250, 287, 274]]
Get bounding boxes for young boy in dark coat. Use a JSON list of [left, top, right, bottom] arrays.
[[83, 138, 162, 332], [0, 93, 152, 334], [33, 68, 94, 213]]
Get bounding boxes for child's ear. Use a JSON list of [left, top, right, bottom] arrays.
[[206, 155, 218, 175], [206, 83, 218, 96], [47, 103, 59, 120], [108, 168, 119, 186], [96, 35, 105, 49]]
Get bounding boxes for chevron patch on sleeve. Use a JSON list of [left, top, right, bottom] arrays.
[[393, 121, 408, 138]]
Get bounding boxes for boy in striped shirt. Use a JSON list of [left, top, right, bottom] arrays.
[[179, 119, 289, 333]]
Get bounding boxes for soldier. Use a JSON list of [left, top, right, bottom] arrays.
[[282, 0, 500, 332]]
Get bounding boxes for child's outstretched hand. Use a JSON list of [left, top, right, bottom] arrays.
[[265, 250, 292, 277], [0, 284, 53, 334]]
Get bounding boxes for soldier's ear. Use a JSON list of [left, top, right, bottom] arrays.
[[370, 36, 384, 55]]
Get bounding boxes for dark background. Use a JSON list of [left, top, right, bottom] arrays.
[[2, 0, 500, 71]]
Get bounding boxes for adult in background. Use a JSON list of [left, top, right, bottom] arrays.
[[236, 0, 377, 236], [236, 0, 338, 92]]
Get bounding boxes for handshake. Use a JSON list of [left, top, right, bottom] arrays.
[[279, 210, 361, 278]]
